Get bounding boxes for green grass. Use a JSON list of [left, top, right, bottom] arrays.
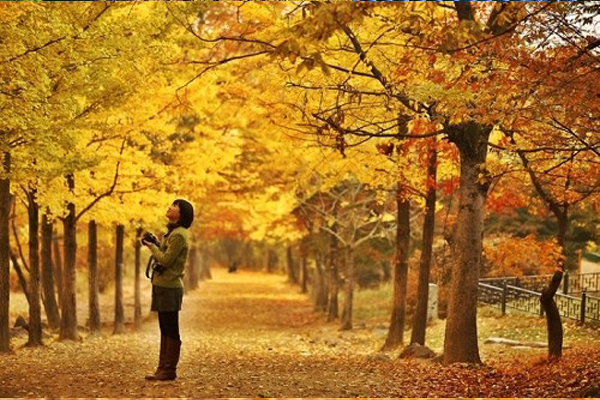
[[352, 283, 394, 326], [346, 283, 600, 355]]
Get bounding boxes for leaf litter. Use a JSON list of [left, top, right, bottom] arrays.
[[0, 269, 598, 397]]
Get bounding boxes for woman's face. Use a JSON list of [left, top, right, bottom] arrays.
[[166, 203, 180, 223]]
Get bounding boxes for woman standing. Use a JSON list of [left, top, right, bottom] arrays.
[[142, 199, 194, 381]]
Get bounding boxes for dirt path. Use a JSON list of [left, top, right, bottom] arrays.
[[1, 268, 598, 397]]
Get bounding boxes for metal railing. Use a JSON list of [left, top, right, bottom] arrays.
[[478, 281, 600, 325], [480, 272, 600, 295]]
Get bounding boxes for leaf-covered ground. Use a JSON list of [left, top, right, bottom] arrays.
[[1, 268, 599, 397]]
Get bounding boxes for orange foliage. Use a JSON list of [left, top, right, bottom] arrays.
[[483, 234, 564, 277]]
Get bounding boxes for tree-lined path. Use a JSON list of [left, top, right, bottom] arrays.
[[2, 2, 600, 397], [2, 268, 599, 398]]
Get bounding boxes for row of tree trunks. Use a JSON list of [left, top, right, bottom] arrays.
[[41, 214, 60, 330], [1, 168, 172, 345], [0, 152, 10, 352]]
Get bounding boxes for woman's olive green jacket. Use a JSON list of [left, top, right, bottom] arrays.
[[148, 226, 189, 289]]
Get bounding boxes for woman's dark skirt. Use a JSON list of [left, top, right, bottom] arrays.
[[151, 285, 184, 312]]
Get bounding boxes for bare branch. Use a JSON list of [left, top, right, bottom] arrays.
[[75, 137, 127, 222]]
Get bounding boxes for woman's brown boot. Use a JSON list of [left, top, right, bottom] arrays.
[[154, 336, 181, 381], [145, 334, 168, 380]]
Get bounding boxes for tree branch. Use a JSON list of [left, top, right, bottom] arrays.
[[75, 138, 126, 222]]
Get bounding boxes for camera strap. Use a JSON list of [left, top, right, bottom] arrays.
[[145, 256, 156, 280]]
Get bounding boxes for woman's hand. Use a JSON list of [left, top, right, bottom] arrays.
[[141, 232, 157, 247]]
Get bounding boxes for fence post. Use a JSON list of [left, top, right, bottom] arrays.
[[501, 280, 507, 316], [580, 289, 587, 325], [563, 271, 569, 295]]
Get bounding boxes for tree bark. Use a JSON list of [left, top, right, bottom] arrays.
[[301, 255, 308, 294], [0, 152, 11, 352], [411, 141, 437, 345], [381, 260, 391, 283], [383, 193, 410, 350], [314, 253, 328, 312], [187, 246, 199, 291], [267, 248, 278, 273], [340, 248, 355, 331], [191, 247, 200, 288], [286, 245, 298, 284], [41, 213, 60, 330], [327, 232, 340, 321], [443, 122, 492, 364], [59, 173, 78, 341], [52, 231, 63, 309], [200, 248, 211, 280], [540, 270, 564, 359], [26, 188, 43, 346], [114, 224, 125, 334], [134, 227, 142, 330], [88, 220, 101, 334]]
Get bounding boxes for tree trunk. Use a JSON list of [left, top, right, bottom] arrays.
[[134, 227, 142, 330], [443, 122, 492, 365], [383, 193, 410, 350], [88, 220, 101, 334], [286, 245, 298, 284], [52, 231, 63, 309], [301, 255, 308, 294], [200, 248, 211, 280], [314, 254, 328, 312], [59, 173, 78, 341], [0, 152, 10, 352], [26, 188, 43, 346], [411, 141, 437, 345], [267, 248, 278, 273], [340, 248, 355, 331], [327, 233, 340, 321], [191, 247, 200, 288], [114, 224, 125, 334], [41, 213, 60, 330], [381, 260, 391, 283], [187, 246, 199, 291], [541, 270, 564, 359], [556, 212, 569, 265]]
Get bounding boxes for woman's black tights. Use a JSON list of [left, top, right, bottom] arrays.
[[158, 311, 180, 342]]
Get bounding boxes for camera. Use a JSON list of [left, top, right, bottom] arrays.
[[143, 232, 159, 246], [152, 261, 166, 275]]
